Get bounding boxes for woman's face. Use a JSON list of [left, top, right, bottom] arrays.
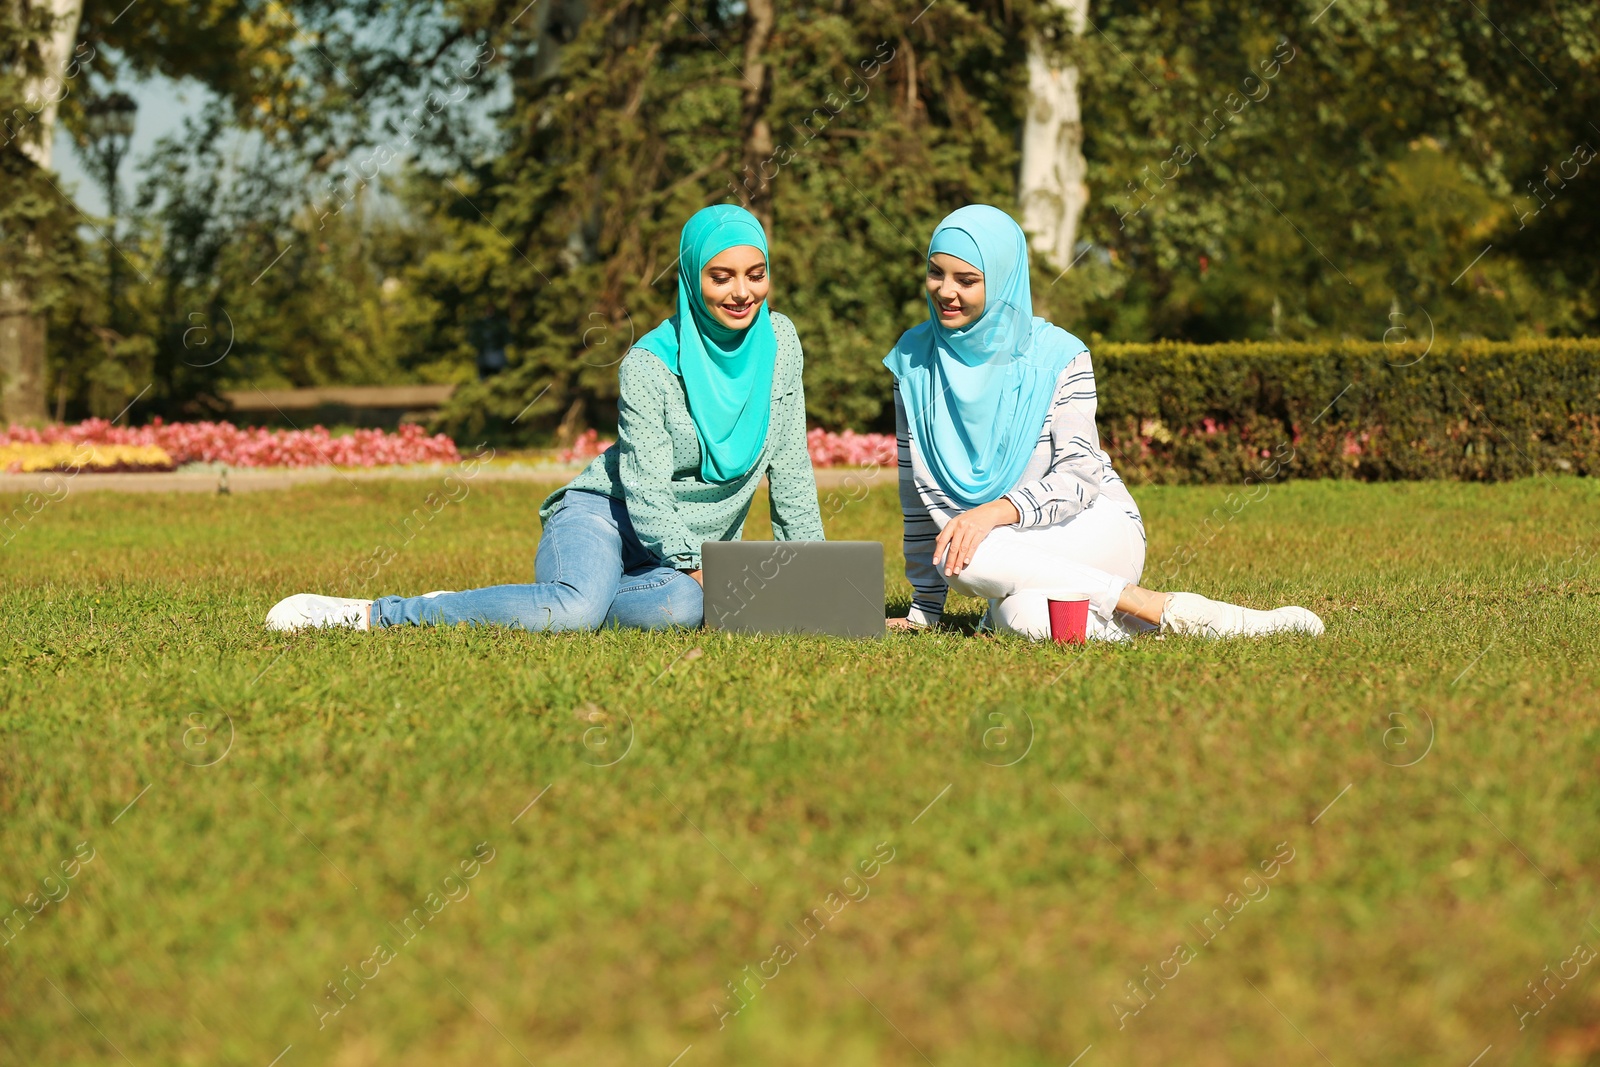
[[701, 245, 770, 330], [926, 253, 985, 330]]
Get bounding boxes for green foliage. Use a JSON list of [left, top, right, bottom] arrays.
[[3, 476, 1599, 1063], [47, 107, 479, 420], [1093, 338, 1600, 484], [0, 145, 94, 322], [1053, 0, 1600, 341], [431, 0, 1042, 440], [17, 0, 1600, 435], [22, 0, 511, 420], [421, 0, 1600, 439]]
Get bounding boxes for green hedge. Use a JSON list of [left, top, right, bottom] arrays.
[[1092, 339, 1600, 483]]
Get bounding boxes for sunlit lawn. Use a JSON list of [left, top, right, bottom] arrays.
[[2, 473, 1597, 1066]]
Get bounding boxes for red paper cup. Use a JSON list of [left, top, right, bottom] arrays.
[[1047, 594, 1091, 645]]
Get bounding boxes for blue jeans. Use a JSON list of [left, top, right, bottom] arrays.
[[371, 490, 704, 631]]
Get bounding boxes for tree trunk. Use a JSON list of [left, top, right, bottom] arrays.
[[0, 278, 49, 424], [737, 0, 775, 231], [1017, 0, 1089, 275], [18, 0, 85, 170], [1, 0, 86, 425]]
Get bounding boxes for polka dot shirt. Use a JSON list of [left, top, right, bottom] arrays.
[[540, 311, 825, 570]]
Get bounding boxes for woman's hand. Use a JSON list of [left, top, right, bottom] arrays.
[[687, 569, 704, 586], [886, 616, 925, 632], [934, 498, 1021, 577]]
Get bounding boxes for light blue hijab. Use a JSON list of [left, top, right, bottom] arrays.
[[637, 205, 777, 483], [882, 205, 1085, 508]]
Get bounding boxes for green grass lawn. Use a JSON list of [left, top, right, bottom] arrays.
[[3, 474, 1598, 1067]]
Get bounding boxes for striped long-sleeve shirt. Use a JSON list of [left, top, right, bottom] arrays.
[[896, 349, 1143, 626]]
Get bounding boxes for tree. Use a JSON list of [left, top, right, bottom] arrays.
[[427, 0, 1047, 441], [3, 0, 513, 423], [1052, 1, 1600, 343], [1019, 0, 1091, 272], [14, 0, 1600, 433], [0, 0, 86, 423]]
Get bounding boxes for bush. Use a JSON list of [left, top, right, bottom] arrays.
[[1092, 339, 1600, 483], [436, 337, 1600, 483]]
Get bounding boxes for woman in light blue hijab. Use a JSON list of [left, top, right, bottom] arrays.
[[266, 205, 826, 634], [885, 206, 1080, 509], [884, 205, 1325, 640]]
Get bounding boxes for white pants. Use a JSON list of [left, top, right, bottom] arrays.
[[947, 500, 1151, 642]]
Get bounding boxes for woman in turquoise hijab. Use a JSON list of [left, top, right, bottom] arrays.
[[885, 205, 1325, 640], [265, 205, 826, 633]]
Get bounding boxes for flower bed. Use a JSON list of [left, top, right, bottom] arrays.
[[0, 420, 898, 473], [556, 428, 612, 464], [1, 442, 177, 474], [806, 428, 895, 468], [0, 419, 461, 469], [552, 427, 895, 468]]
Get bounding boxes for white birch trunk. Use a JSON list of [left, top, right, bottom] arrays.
[[14, 0, 85, 168], [1017, 0, 1090, 274]]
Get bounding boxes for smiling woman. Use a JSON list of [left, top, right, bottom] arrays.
[[635, 211, 781, 485], [264, 205, 826, 634], [885, 204, 1325, 641]]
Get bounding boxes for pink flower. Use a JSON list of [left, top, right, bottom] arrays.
[[558, 428, 613, 463], [807, 428, 895, 467]]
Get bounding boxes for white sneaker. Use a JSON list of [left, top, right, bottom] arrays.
[[1160, 592, 1324, 638], [265, 593, 373, 632]]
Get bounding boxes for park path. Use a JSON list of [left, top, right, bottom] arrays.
[[0, 465, 891, 495]]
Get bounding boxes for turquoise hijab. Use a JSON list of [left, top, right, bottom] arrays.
[[882, 204, 1084, 508], [636, 205, 777, 483]]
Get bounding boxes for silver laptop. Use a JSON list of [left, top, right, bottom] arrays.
[[702, 541, 885, 638]]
